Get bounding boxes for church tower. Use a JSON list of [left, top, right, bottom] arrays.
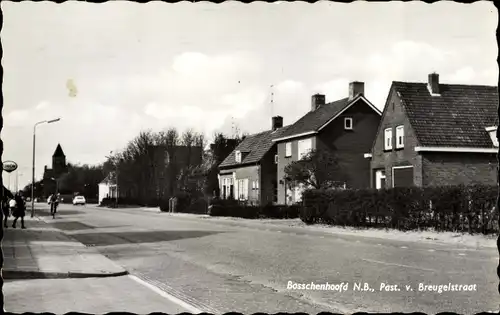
[[52, 143, 67, 177]]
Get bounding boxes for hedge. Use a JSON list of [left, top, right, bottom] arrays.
[[208, 199, 301, 219], [301, 184, 499, 234]]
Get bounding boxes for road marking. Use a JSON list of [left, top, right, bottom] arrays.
[[428, 249, 435, 252], [128, 275, 202, 313], [458, 253, 466, 256], [377, 244, 382, 246], [361, 258, 437, 272], [356, 240, 360, 243], [277, 230, 282, 233], [400, 246, 408, 249]]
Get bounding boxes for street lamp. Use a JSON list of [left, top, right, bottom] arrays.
[[31, 118, 61, 218]]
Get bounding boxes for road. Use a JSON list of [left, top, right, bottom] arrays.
[[36, 203, 498, 314]]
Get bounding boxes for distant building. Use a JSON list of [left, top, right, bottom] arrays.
[[98, 172, 117, 205], [42, 144, 68, 197]]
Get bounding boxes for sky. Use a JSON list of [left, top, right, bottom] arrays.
[[1, 1, 498, 191]]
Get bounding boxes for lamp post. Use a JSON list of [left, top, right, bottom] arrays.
[[31, 118, 61, 218]]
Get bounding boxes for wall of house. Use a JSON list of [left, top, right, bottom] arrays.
[[317, 99, 381, 189], [276, 135, 317, 205], [260, 148, 278, 205], [422, 152, 498, 186], [220, 164, 261, 204], [370, 87, 423, 188]]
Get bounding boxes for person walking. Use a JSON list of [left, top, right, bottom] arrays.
[[12, 192, 26, 229], [2, 186, 14, 228]]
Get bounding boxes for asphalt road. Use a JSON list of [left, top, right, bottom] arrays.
[[36, 203, 498, 314]]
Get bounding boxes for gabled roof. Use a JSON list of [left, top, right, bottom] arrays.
[[219, 125, 291, 169], [272, 94, 381, 142], [52, 144, 65, 157], [393, 81, 499, 148], [99, 173, 116, 185]]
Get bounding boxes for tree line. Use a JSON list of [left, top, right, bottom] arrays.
[[21, 127, 245, 205]]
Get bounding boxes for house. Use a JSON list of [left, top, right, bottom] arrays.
[[272, 81, 382, 205], [98, 172, 117, 205], [368, 72, 498, 189], [42, 144, 68, 197], [218, 116, 290, 205]]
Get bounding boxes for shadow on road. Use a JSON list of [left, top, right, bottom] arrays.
[[49, 221, 95, 231], [36, 210, 86, 217], [70, 230, 226, 247]]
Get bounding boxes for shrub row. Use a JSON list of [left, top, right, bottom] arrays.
[[301, 184, 499, 234], [208, 199, 301, 219]]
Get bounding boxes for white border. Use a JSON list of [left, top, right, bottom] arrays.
[[391, 165, 414, 188], [414, 146, 498, 153]]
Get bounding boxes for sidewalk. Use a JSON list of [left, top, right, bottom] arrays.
[[1, 207, 193, 313], [2, 214, 127, 279]]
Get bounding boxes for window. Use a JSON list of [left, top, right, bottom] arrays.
[[252, 181, 256, 190], [396, 125, 404, 149], [344, 117, 353, 130], [255, 181, 259, 190], [384, 128, 393, 150], [285, 142, 292, 157], [275, 154, 279, 164], [235, 150, 242, 163], [298, 138, 313, 159], [237, 179, 248, 200]]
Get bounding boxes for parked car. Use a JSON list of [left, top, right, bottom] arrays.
[[73, 195, 86, 206]]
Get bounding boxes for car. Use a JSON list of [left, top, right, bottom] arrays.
[[73, 195, 86, 206]]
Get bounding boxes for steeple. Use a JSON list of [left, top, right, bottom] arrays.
[[53, 143, 65, 158]]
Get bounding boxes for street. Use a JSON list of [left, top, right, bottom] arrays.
[[36, 203, 497, 314]]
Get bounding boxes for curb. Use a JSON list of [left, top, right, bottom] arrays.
[[3, 269, 129, 280]]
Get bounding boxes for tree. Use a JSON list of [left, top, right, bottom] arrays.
[[284, 149, 347, 190]]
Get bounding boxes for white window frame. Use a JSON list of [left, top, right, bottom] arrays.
[[375, 170, 386, 190], [384, 128, 393, 150], [298, 138, 313, 160], [344, 117, 353, 130], [274, 154, 279, 164], [255, 180, 259, 190], [235, 150, 241, 163], [396, 125, 404, 149], [285, 142, 292, 157]]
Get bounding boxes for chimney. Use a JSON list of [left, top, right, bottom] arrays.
[[311, 94, 326, 111], [272, 116, 283, 131], [349, 81, 365, 100], [428, 72, 439, 94]]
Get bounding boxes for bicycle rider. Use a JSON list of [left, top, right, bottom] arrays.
[[50, 193, 59, 214]]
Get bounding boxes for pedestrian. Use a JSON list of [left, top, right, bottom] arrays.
[[2, 187, 13, 228], [12, 192, 26, 229]]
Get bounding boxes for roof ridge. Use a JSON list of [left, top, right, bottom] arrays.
[[394, 81, 497, 88]]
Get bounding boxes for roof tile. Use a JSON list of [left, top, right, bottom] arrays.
[[394, 82, 498, 148]]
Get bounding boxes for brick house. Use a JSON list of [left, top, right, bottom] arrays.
[[218, 117, 290, 205], [272, 81, 382, 205], [368, 73, 498, 189]]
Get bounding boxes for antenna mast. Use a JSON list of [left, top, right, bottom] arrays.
[[270, 84, 274, 117]]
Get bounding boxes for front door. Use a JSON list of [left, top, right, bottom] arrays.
[[375, 170, 386, 189]]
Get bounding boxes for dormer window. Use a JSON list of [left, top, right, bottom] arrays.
[[344, 117, 353, 130], [235, 150, 242, 163], [486, 126, 498, 147]]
